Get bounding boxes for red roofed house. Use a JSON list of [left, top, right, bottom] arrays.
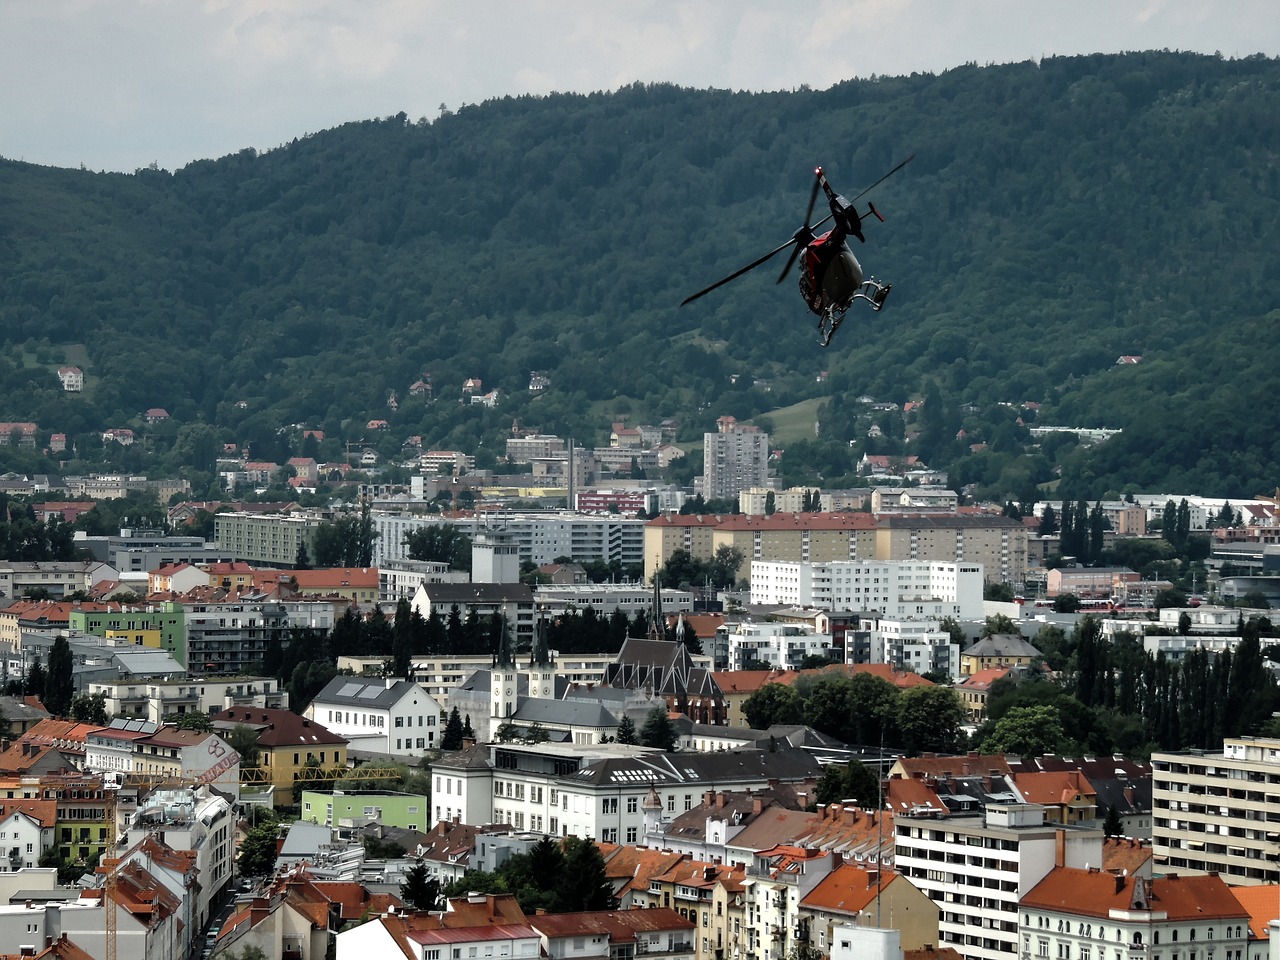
[[530, 908, 696, 959], [283, 567, 378, 603], [956, 666, 1011, 720], [1012, 769, 1098, 824], [1022, 868, 1248, 960], [801, 861, 938, 951], [145, 408, 170, 423], [148, 562, 209, 595]]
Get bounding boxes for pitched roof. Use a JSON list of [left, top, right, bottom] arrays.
[[602, 846, 691, 899], [210, 708, 346, 747], [529, 907, 695, 941], [1228, 884, 1279, 940], [1100, 837, 1153, 877], [311, 677, 429, 710], [958, 667, 1012, 690], [1022, 868, 1249, 921], [802, 862, 899, 914], [964, 635, 1043, 659], [892, 752, 1014, 780], [1014, 770, 1097, 806]]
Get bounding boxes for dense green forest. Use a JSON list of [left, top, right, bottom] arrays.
[[1, 51, 1277, 499]]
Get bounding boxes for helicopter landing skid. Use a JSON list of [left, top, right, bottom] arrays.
[[852, 278, 892, 312], [817, 304, 850, 348]]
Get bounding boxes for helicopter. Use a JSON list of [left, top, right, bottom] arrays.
[[680, 155, 914, 347]]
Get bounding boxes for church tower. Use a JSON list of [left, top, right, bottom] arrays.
[[527, 607, 556, 700], [646, 575, 669, 641], [491, 616, 518, 720]]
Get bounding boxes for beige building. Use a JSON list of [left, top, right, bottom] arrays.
[[1151, 736, 1280, 884], [872, 514, 1027, 585], [646, 512, 1026, 586]]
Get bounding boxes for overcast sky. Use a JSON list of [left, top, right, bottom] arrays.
[[2, 0, 1277, 174]]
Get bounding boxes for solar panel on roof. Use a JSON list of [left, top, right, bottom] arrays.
[[357, 688, 380, 699], [337, 683, 362, 697]]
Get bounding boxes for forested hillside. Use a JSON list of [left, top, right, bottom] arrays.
[[1, 51, 1277, 499]]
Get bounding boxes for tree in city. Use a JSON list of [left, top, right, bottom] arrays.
[[226, 723, 261, 767], [978, 705, 1072, 757], [45, 637, 75, 717], [400, 863, 441, 910], [23, 660, 45, 699], [404, 523, 472, 571], [69, 692, 109, 725], [814, 759, 881, 808], [239, 820, 282, 876], [392, 597, 414, 679], [896, 685, 967, 755], [615, 714, 639, 745], [559, 835, 615, 911], [742, 683, 804, 729], [172, 711, 214, 731], [1102, 804, 1124, 837], [441, 707, 465, 750], [639, 708, 678, 751]]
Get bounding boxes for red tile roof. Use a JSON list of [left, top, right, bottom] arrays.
[[802, 862, 900, 914], [1023, 868, 1249, 921]]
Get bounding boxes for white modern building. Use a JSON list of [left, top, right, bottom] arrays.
[[750, 560, 983, 620], [870, 618, 960, 677], [724, 622, 835, 671], [894, 803, 1103, 960], [378, 557, 467, 601], [304, 677, 445, 758]]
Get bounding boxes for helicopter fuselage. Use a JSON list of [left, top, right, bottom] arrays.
[[799, 231, 863, 317]]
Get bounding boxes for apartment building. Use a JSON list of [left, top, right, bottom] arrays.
[[700, 417, 769, 502], [893, 803, 1103, 960], [375, 511, 647, 569], [213, 511, 325, 568], [750, 560, 983, 619], [1151, 736, 1280, 885], [88, 675, 284, 722]]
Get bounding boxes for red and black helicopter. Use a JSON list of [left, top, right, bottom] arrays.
[[681, 155, 913, 347]]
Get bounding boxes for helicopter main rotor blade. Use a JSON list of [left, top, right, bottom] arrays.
[[775, 173, 823, 284], [848, 153, 915, 204], [680, 237, 797, 306]]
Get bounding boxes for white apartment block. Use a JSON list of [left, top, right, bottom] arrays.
[[894, 804, 1103, 960], [725, 622, 835, 671], [750, 560, 984, 619], [872, 618, 960, 677], [378, 557, 468, 601], [1151, 736, 1280, 885], [89, 676, 284, 723], [375, 511, 646, 568]]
